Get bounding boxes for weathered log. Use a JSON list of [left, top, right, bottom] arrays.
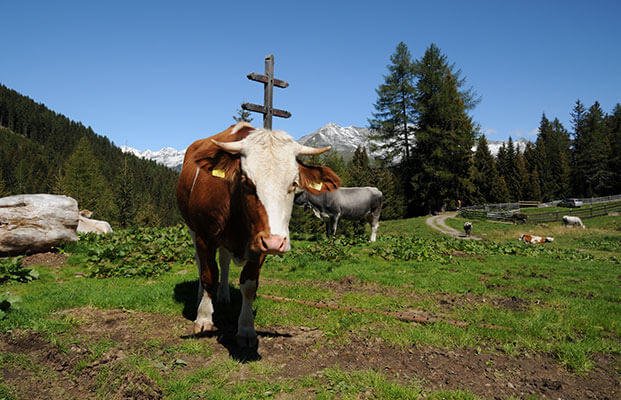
[[0, 194, 79, 255]]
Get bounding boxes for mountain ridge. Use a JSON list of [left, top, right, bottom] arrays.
[[121, 124, 532, 171]]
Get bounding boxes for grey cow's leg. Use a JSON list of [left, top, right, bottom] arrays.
[[369, 208, 380, 242], [326, 214, 340, 237]]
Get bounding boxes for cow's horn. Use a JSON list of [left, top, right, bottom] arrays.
[[212, 139, 244, 154], [296, 144, 331, 156]]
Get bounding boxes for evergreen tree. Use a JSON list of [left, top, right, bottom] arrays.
[[368, 42, 417, 163], [373, 167, 406, 219], [511, 152, 529, 201], [233, 104, 253, 123], [410, 44, 478, 213], [0, 176, 6, 197], [572, 102, 611, 196], [61, 136, 116, 218], [495, 176, 511, 203], [344, 147, 374, 187], [116, 157, 136, 227], [321, 151, 346, 180], [605, 103, 621, 194], [473, 135, 503, 203], [522, 142, 542, 201]]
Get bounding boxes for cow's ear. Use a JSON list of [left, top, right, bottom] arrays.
[[297, 161, 341, 195]]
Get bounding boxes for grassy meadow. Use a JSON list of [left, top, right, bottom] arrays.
[[0, 214, 619, 399]]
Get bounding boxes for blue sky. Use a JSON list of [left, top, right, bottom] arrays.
[[2, 1, 619, 151]]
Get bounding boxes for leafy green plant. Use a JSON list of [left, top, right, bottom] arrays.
[[0, 257, 39, 283], [0, 292, 22, 320], [62, 225, 195, 278]]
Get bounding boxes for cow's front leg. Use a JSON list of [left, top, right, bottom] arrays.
[[328, 214, 339, 237], [237, 256, 264, 347], [216, 248, 231, 303], [191, 232, 218, 334]]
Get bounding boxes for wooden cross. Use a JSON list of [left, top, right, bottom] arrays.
[[242, 54, 291, 130]]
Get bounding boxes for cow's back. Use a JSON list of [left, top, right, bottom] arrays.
[[327, 187, 382, 219], [176, 124, 253, 239]]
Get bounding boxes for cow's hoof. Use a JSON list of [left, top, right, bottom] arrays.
[[236, 335, 258, 348], [193, 321, 216, 335]]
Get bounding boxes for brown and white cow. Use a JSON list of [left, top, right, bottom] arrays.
[[519, 234, 554, 244], [177, 122, 340, 346]]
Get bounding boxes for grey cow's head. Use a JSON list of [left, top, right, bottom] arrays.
[[294, 191, 310, 206]]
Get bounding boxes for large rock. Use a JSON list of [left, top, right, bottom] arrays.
[[0, 194, 79, 255]]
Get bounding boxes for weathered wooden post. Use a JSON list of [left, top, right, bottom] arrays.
[[242, 54, 291, 129]]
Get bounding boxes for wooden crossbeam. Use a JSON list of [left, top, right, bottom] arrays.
[[242, 54, 291, 129]]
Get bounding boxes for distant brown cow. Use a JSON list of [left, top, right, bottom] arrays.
[[177, 122, 340, 346], [512, 213, 528, 224], [520, 234, 554, 244]]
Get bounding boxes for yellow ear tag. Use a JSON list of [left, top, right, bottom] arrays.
[[212, 169, 226, 178], [309, 182, 323, 191]]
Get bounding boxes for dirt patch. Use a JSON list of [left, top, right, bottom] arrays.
[[20, 252, 67, 269], [0, 307, 617, 399]]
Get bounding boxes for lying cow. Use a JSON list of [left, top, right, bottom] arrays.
[[562, 215, 585, 229], [294, 187, 383, 242], [77, 209, 113, 235], [177, 122, 340, 346], [520, 234, 554, 244], [512, 213, 528, 224], [463, 222, 472, 236]]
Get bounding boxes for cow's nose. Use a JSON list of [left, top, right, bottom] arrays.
[[260, 234, 288, 254]]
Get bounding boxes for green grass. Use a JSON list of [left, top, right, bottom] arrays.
[[1, 215, 619, 398]]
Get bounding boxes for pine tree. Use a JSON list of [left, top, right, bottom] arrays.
[[522, 142, 542, 201], [116, 157, 136, 227], [473, 135, 503, 204], [373, 167, 406, 219], [605, 103, 621, 194], [410, 44, 478, 213], [572, 102, 611, 196], [344, 147, 373, 187], [233, 104, 253, 123], [368, 42, 417, 163], [61, 136, 116, 219]]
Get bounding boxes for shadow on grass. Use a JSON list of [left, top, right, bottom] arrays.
[[173, 279, 291, 362]]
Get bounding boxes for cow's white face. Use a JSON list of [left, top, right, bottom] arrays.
[[212, 128, 333, 255], [240, 130, 301, 251]]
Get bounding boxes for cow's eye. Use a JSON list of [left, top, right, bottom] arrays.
[[289, 179, 301, 194]]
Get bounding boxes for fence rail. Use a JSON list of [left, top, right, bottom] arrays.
[[459, 197, 621, 224], [526, 201, 621, 224]]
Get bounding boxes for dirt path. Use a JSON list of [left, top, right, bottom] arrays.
[[426, 212, 481, 240]]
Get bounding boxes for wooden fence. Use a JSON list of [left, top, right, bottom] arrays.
[[525, 201, 621, 224], [459, 200, 621, 224]]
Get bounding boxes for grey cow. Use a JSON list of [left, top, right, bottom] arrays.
[[294, 187, 383, 242]]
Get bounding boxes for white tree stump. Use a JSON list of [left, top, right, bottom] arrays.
[[0, 194, 79, 255]]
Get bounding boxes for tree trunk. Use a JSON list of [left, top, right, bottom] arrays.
[[0, 194, 79, 255]]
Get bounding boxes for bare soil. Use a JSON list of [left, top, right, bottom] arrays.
[[0, 306, 618, 400]]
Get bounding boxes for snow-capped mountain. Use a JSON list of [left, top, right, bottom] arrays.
[[484, 138, 531, 156], [120, 146, 186, 172], [298, 123, 379, 161], [120, 125, 533, 171]]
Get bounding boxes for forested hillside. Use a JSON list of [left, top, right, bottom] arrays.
[[0, 84, 180, 226]]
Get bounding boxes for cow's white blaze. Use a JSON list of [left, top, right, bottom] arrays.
[[239, 129, 300, 251]]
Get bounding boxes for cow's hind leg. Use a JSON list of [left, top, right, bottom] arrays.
[[217, 248, 231, 303], [190, 230, 219, 334], [237, 255, 265, 348], [369, 207, 381, 242]]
